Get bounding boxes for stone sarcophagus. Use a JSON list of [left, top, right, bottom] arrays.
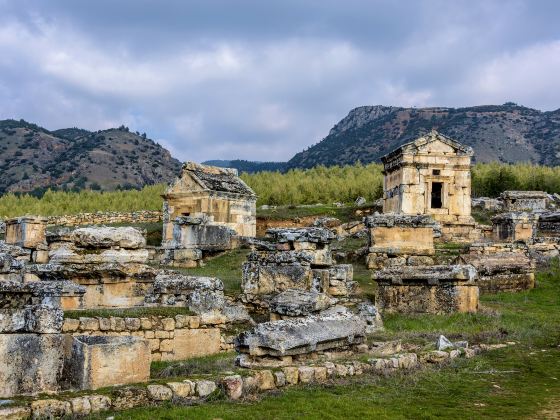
[[491, 212, 538, 243], [373, 265, 479, 314], [235, 306, 366, 366], [500, 190, 548, 212], [5, 216, 47, 249], [462, 243, 535, 293], [365, 214, 439, 269], [64, 335, 151, 390]]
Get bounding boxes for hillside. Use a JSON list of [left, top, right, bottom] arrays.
[[202, 159, 287, 173], [287, 103, 560, 169], [0, 120, 182, 194]]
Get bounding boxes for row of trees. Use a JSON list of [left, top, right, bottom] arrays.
[[1, 162, 559, 218]]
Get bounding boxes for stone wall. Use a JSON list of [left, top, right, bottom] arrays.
[[46, 211, 162, 227], [62, 313, 237, 362]]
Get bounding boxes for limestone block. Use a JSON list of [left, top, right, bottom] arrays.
[[167, 381, 192, 398], [171, 328, 221, 360], [0, 333, 65, 397], [274, 371, 286, 387], [0, 406, 31, 419], [65, 335, 151, 390], [195, 380, 217, 397], [0, 305, 63, 334], [282, 366, 299, 385], [269, 289, 335, 317], [70, 227, 146, 249], [298, 366, 315, 383], [147, 384, 173, 401], [88, 395, 112, 413], [236, 306, 366, 357], [70, 396, 92, 416], [5, 216, 47, 249], [30, 399, 71, 419], [221, 375, 243, 400], [255, 370, 276, 391]]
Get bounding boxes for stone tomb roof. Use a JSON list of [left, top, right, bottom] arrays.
[[381, 130, 474, 165], [168, 162, 256, 197]]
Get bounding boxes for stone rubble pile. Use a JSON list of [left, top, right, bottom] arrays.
[[241, 228, 357, 311]]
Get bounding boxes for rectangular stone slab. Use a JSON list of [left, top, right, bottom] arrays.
[[0, 333, 65, 397], [65, 335, 151, 390]]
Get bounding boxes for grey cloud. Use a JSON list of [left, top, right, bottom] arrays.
[[0, 0, 559, 162]]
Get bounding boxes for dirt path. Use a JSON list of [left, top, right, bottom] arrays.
[[532, 397, 560, 419]]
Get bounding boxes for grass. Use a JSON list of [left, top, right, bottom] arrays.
[[99, 261, 560, 419], [172, 248, 251, 296], [64, 306, 194, 319], [472, 208, 499, 225], [151, 353, 238, 379], [257, 204, 371, 223]]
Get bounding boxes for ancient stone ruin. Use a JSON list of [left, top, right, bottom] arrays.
[[381, 130, 478, 242], [161, 162, 256, 256], [241, 227, 357, 314], [500, 190, 548, 212]]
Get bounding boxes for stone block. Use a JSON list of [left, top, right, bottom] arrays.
[[298, 366, 315, 383], [69, 226, 146, 249], [195, 380, 217, 397], [221, 375, 243, 400], [30, 399, 71, 419], [70, 396, 92, 416], [171, 328, 221, 360], [0, 333, 65, 397], [0, 406, 31, 419], [65, 335, 151, 390], [88, 395, 112, 413], [255, 370, 276, 391], [282, 366, 299, 385], [167, 381, 192, 398], [5, 216, 47, 249], [147, 384, 173, 401]]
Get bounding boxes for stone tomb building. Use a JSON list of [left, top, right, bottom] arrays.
[[162, 162, 257, 246], [381, 130, 477, 241]]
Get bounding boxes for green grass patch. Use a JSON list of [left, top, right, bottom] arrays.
[[173, 248, 251, 296], [64, 306, 194, 319], [257, 204, 372, 223], [151, 353, 238, 379], [472, 208, 499, 225]]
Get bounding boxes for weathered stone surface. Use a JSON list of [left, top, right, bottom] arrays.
[[147, 384, 173, 401], [65, 335, 151, 390], [0, 333, 65, 397], [111, 386, 148, 410], [298, 366, 315, 383], [171, 218, 237, 251], [0, 305, 63, 333], [374, 265, 479, 314], [269, 289, 335, 317], [282, 366, 299, 385], [88, 395, 112, 413], [166, 381, 192, 398], [436, 335, 454, 351], [69, 226, 146, 249], [30, 399, 71, 419], [221, 375, 243, 400], [195, 380, 217, 397], [274, 371, 286, 387], [0, 280, 85, 310], [236, 306, 366, 357], [147, 273, 225, 313], [172, 328, 221, 360], [266, 228, 336, 245], [356, 302, 383, 333], [70, 396, 92, 416], [49, 245, 149, 265], [0, 406, 31, 419], [5, 217, 47, 249], [255, 370, 276, 391], [501, 191, 548, 212], [491, 212, 538, 242], [461, 252, 535, 293]]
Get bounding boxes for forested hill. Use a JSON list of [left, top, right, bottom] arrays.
[[287, 103, 560, 169], [0, 119, 181, 195]]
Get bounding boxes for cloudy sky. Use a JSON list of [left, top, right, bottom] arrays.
[[0, 0, 559, 162]]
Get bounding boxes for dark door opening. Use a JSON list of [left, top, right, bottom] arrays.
[[431, 182, 443, 209]]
